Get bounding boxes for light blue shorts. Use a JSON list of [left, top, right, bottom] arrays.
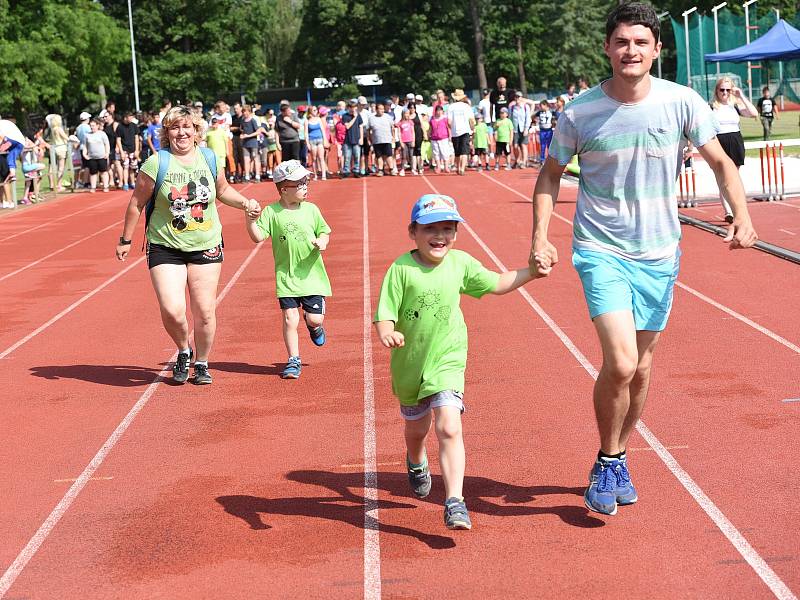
[[572, 248, 681, 332], [400, 390, 464, 421]]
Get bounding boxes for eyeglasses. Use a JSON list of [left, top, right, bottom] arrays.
[[718, 88, 732, 93], [284, 178, 309, 189]]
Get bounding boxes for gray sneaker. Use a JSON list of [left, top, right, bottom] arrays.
[[173, 348, 193, 384], [407, 458, 432, 498], [192, 363, 213, 385], [444, 497, 472, 530]]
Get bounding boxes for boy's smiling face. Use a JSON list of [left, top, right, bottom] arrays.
[[409, 221, 458, 266]]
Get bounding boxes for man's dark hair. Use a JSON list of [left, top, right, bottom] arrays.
[[605, 3, 660, 43]]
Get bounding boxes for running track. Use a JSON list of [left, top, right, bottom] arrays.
[[0, 171, 797, 599]]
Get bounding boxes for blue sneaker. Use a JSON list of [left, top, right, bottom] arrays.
[[585, 459, 619, 515], [615, 454, 638, 505], [281, 356, 301, 379], [308, 325, 326, 346], [444, 497, 472, 530], [122, 184, 129, 191]]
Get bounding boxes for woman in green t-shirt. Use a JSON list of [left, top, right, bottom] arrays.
[[115, 105, 261, 385]]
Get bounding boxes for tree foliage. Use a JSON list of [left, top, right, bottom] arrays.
[[0, 0, 127, 120]]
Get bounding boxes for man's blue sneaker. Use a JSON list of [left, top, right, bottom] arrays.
[[308, 325, 326, 346], [614, 454, 638, 505], [281, 356, 301, 379], [585, 459, 619, 515]]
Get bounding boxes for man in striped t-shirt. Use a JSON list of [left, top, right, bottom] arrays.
[[529, 2, 757, 516]]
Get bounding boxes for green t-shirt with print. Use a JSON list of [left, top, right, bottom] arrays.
[[494, 118, 513, 143], [141, 151, 221, 251], [254, 201, 332, 298], [473, 122, 489, 149], [374, 249, 500, 406]]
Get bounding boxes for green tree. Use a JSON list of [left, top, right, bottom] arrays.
[[550, 0, 614, 88], [0, 0, 127, 120]]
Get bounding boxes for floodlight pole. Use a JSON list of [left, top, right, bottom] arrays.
[[127, 0, 140, 112], [744, 0, 758, 101], [656, 11, 669, 79], [776, 8, 784, 109], [683, 7, 698, 87], [712, 2, 727, 76]]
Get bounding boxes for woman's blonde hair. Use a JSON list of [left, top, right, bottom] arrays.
[[158, 105, 207, 149], [711, 77, 735, 110]]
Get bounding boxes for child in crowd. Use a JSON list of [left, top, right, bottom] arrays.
[[397, 109, 415, 176], [472, 114, 489, 171], [205, 117, 229, 176], [534, 99, 555, 164], [244, 160, 332, 379], [374, 194, 547, 530], [493, 107, 513, 170]]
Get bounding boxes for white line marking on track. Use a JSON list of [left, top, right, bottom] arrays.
[[0, 197, 117, 243], [628, 445, 690, 452], [53, 477, 113, 483], [425, 174, 797, 600], [781, 398, 800, 403], [0, 257, 146, 360], [0, 220, 121, 283], [361, 178, 381, 600], [778, 229, 796, 236], [0, 243, 263, 599], [480, 172, 800, 356]]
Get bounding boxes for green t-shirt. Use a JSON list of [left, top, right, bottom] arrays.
[[254, 201, 332, 298], [494, 118, 513, 143], [473, 122, 489, 149], [374, 249, 500, 406], [205, 128, 228, 165], [141, 150, 221, 251]]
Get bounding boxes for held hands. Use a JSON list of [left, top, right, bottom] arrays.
[[312, 237, 328, 251], [380, 331, 405, 348], [723, 217, 758, 249], [244, 198, 261, 220], [529, 238, 559, 277]]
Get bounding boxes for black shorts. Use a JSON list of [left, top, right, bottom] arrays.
[[373, 143, 393, 158], [81, 156, 89, 169], [452, 133, 470, 157], [413, 143, 422, 157], [0, 155, 8, 181], [474, 147, 487, 155], [495, 141, 509, 156], [278, 295, 326, 314], [717, 131, 745, 167], [87, 158, 108, 174], [147, 242, 224, 269]]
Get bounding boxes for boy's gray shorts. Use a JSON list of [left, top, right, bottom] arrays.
[[400, 390, 464, 421]]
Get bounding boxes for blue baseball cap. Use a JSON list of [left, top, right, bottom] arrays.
[[410, 194, 465, 224]]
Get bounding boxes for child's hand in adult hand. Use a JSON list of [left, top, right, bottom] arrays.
[[380, 331, 405, 348], [312, 237, 328, 251], [529, 253, 552, 278], [244, 198, 261, 220]]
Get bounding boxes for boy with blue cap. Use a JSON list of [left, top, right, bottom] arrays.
[[374, 194, 548, 529]]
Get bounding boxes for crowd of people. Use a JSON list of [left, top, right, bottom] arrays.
[[1, 77, 597, 209]]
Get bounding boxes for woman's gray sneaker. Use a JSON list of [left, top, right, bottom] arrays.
[[173, 349, 193, 384]]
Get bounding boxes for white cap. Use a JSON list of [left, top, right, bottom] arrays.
[[406, 93, 415, 100], [79, 111, 91, 120], [272, 159, 312, 183], [415, 94, 423, 101], [357, 95, 368, 105], [99, 109, 109, 118]]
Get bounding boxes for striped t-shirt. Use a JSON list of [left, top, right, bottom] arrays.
[[550, 77, 719, 261]]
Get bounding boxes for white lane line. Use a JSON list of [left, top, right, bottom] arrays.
[[480, 172, 800, 356], [781, 398, 800, 403], [362, 178, 381, 600], [0, 257, 146, 360], [0, 243, 263, 598], [0, 197, 118, 243], [778, 229, 796, 236], [0, 220, 121, 283], [424, 175, 796, 600]]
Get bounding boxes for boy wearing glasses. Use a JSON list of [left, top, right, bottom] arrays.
[[245, 159, 332, 379]]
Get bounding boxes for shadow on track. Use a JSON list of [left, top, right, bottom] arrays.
[[217, 469, 603, 550]]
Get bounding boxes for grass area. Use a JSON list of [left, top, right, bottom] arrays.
[[740, 110, 800, 157]]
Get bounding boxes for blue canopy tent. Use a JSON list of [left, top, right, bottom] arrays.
[[705, 19, 800, 62]]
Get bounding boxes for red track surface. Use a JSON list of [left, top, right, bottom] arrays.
[[681, 196, 800, 255], [1, 171, 798, 599]]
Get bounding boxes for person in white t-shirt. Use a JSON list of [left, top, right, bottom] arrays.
[[448, 90, 476, 175], [477, 88, 494, 157]]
